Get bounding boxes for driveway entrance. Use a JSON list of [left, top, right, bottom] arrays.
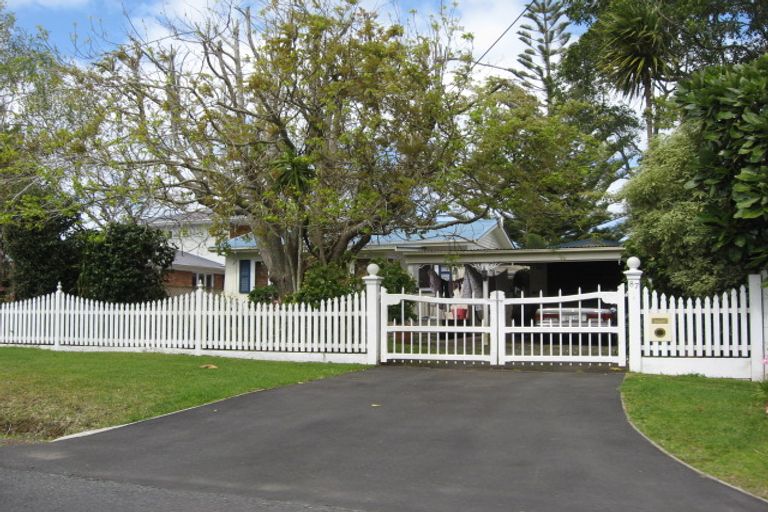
[[0, 367, 764, 511]]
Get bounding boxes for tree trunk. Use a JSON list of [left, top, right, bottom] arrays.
[[255, 228, 301, 298], [644, 74, 654, 143]]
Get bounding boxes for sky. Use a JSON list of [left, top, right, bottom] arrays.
[[8, 0, 533, 71]]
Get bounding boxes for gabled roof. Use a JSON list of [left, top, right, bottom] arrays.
[[172, 251, 225, 272], [367, 218, 511, 248]]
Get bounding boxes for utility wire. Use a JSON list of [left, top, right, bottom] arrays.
[[469, 2, 531, 73]]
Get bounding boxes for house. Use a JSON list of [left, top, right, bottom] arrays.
[[149, 210, 623, 299], [163, 250, 225, 296], [218, 217, 624, 299], [148, 211, 243, 296]]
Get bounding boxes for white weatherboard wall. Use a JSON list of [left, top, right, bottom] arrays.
[[625, 257, 765, 381], [0, 282, 377, 365]]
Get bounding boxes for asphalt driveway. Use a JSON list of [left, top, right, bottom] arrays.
[[0, 366, 765, 512]]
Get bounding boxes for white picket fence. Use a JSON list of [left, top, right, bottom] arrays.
[[0, 284, 374, 364], [640, 286, 751, 358], [625, 259, 765, 380], [0, 261, 765, 380]]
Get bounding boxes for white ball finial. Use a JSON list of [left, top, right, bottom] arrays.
[[627, 256, 641, 270], [366, 263, 380, 276], [56, 282, 63, 293]]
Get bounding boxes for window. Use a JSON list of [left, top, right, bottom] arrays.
[[239, 260, 251, 293], [192, 273, 215, 289]]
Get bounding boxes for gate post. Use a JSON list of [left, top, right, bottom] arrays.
[[363, 264, 383, 365], [194, 280, 204, 356], [748, 274, 765, 381], [54, 282, 63, 350], [624, 257, 643, 372], [490, 290, 505, 366]]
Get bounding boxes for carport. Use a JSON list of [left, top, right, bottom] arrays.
[[398, 241, 624, 298]]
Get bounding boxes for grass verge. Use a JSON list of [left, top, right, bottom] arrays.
[[621, 373, 768, 500], [0, 347, 364, 444]]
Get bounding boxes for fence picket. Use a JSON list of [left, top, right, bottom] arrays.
[[694, 297, 703, 356], [703, 296, 712, 357], [730, 289, 739, 357], [739, 285, 749, 357]]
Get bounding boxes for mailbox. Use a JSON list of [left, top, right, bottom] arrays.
[[646, 313, 673, 343]]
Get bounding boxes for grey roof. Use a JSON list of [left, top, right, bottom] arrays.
[[172, 251, 224, 272]]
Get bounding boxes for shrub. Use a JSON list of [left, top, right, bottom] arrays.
[[77, 223, 175, 303], [371, 258, 417, 321], [289, 262, 360, 306], [248, 285, 279, 304], [2, 213, 82, 299]]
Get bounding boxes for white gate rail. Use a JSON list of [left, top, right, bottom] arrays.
[[380, 287, 626, 367], [500, 287, 626, 365], [380, 292, 495, 363]]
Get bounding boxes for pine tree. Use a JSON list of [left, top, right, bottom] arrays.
[[512, 0, 571, 113]]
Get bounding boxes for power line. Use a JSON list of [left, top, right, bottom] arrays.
[[469, 2, 531, 73]]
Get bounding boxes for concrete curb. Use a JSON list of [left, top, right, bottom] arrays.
[[619, 375, 768, 506]]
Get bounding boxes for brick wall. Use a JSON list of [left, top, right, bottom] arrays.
[[164, 270, 225, 296]]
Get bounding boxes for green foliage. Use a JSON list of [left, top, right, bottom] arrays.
[[562, 0, 768, 141], [0, 5, 74, 227], [247, 285, 279, 304], [464, 82, 615, 246], [77, 224, 175, 303], [371, 258, 417, 321], [677, 54, 768, 271], [566, 0, 768, 67], [512, 0, 571, 111], [73, 1, 475, 296], [288, 262, 361, 307], [622, 126, 746, 296], [372, 258, 417, 295], [594, 0, 674, 140], [1, 211, 82, 299]]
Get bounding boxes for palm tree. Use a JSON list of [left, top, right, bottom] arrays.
[[596, 0, 674, 142]]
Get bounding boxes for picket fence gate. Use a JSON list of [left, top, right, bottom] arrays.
[[0, 260, 765, 380], [380, 286, 626, 366]]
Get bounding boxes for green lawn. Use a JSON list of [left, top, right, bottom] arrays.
[[622, 373, 768, 499], [0, 347, 364, 444]]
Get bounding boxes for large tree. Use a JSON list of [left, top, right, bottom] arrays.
[[512, 0, 571, 113], [71, 0, 476, 296], [563, 0, 768, 142], [462, 81, 616, 247], [0, 4, 69, 224]]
